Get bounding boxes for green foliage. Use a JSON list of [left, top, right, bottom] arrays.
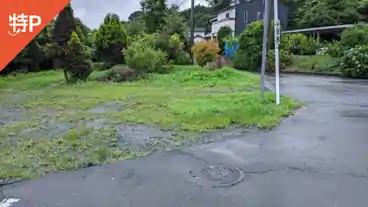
[[128, 10, 144, 21], [217, 26, 233, 51], [339, 45, 368, 78], [327, 40, 344, 57], [52, 5, 91, 83], [179, 5, 213, 32], [295, 0, 362, 28], [266, 50, 292, 72], [233, 21, 263, 71], [52, 3, 76, 45], [125, 20, 146, 37], [191, 40, 220, 67], [94, 13, 128, 66], [140, 0, 168, 33], [340, 23, 368, 49], [124, 39, 168, 73], [289, 55, 341, 73], [135, 33, 187, 64], [284, 33, 320, 55], [161, 9, 189, 41], [172, 50, 191, 65], [63, 32, 93, 82]]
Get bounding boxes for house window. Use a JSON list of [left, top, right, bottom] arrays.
[[225, 12, 230, 18], [244, 11, 248, 23], [257, 12, 261, 20]]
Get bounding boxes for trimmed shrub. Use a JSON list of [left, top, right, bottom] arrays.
[[340, 23, 368, 48], [124, 40, 168, 73], [266, 49, 292, 72], [339, 45, 368, 78], [191, 40, 220, 67]]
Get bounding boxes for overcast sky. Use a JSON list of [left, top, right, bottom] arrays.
[[71, 0, 207, 29]]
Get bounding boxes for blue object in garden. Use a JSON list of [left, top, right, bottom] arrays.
[[224, 42, 239, 57]]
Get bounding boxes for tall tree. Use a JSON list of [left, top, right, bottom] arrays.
[[140, 0, 168, 33], [128, 10, 144, 21], [180, 5, 213, 32], [206, 0, 235, 12], [94, 13, 128, 67], [295, 0, 362, 28], [53, 3, 91, 83]]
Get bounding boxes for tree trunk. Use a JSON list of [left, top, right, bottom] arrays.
[[63, 69, 69, 83]]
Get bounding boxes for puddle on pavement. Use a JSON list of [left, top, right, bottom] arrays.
[[340, 109, 368, 119]]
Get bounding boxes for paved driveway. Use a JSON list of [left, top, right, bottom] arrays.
[[2, 74, 368, 207]]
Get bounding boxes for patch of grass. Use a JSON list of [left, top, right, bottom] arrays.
[[0, 65, 301, 180], [138, 65, 259, 90], [108, 91, 300, 131], [286, 55, 341, 74], [0, 125, 144, 179], [0, 70, 64, 90]]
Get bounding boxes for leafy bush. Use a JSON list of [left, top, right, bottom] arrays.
[[266, 49, 292, 72], [327, 40, 344, 57], [340, 23, 368, 48], [232, 50, 250, 70], [191, 40, 220, 67], [285, 33, 320, 55], [124, 40, 168, 73], [339, 45, 368, 78], [217, 26, 233, 51], [233, 21, 263, 71], [137, 33, 186, 63], [172, 50, 191, 65]]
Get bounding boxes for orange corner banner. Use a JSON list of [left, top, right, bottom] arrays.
[[0, 0, 71, 72]]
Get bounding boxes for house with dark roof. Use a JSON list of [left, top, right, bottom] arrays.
[[209, 0, 289, 40]]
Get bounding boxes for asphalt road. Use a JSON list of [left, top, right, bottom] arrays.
[[2, 74, 368, 207]]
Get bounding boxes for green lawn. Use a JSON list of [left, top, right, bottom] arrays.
[[0, 65, 301, 180], [286, 55, 341, 75]]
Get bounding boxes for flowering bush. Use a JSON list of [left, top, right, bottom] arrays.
[[339, 45, 368, 78], [191, 40, 220, 67], [316, 47, 329, 55]]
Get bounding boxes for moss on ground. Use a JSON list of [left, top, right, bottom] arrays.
[[0, 65, 301, 180]]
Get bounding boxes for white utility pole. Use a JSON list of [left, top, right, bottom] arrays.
[[260, 0, 270, 100], [273, 0, 281, 105]]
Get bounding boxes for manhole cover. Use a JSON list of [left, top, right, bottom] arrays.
[[191, 165, 244, 188]]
